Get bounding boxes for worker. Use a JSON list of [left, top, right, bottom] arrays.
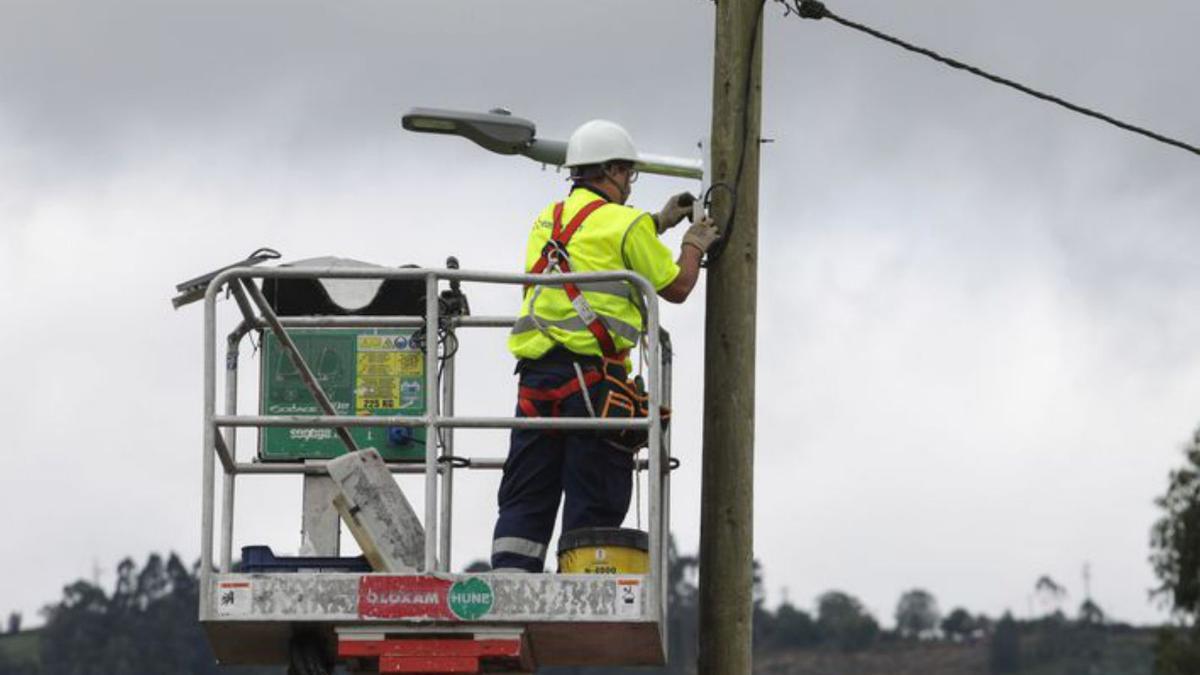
[[490, 120, 720, 572]]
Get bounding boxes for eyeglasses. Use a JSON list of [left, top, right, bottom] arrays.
[[625, 166, 639, 184]]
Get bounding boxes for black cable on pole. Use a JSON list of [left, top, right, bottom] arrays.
[[704, 0, 765, 267], [786, 0, 1200, 158]]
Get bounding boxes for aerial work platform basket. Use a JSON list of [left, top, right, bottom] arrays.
[[187, 257, 675, 674]]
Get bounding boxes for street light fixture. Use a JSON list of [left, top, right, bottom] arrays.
[[401, 107, 703, 181], [402, 107, 537, 155]]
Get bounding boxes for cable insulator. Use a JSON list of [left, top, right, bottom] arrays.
[[797, 0, 828, 20]]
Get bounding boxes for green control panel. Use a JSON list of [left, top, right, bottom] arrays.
[[258, 328, 427, 461]]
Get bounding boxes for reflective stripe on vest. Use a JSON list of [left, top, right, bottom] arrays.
[[511, 314, 641, 344], [574, 280, 633, 298]]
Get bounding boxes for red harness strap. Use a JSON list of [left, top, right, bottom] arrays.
[[528, 200, 606, 275], [524, 199, 621, 359], [517, 367, 603, 418]]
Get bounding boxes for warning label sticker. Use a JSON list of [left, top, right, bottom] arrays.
[[398, 352, 422, 375], [615, 578, 642, 617], [355, 335, 422, 414], [215, 581, 253, 617]]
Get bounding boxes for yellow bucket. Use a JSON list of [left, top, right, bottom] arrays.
[[557, 527, 649, 574]]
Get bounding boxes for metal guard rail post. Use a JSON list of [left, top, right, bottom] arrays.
[[200, 265, 666, 629]]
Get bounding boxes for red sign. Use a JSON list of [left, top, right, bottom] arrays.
[[358, 576, 454, 620]]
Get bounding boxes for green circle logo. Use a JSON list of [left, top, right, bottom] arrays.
[[449, 577, 494, 620]]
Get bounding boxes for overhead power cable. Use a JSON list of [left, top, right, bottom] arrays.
[[780, 0, 1200, 158]]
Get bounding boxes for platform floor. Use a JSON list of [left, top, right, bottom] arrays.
[[202, 572, 665, 667]]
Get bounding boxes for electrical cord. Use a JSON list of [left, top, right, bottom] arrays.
[[436, 455, 470, 469], [410, 295, 464, 454], [700, 182, 738, 265], [784, 0, 1200, 157], [410, 297, 460, 362], [247, 247, 282, 262]]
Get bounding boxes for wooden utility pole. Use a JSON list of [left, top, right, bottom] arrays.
[[698, 1, 763, 674]]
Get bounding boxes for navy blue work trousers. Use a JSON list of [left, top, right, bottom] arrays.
[[490, 355, 633, 572]]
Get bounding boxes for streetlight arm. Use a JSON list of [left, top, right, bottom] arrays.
[[637, 153, 704, 181], [519, 139, 567, 165]]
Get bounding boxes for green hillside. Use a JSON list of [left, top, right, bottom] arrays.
[[0, 630, 40, 670]]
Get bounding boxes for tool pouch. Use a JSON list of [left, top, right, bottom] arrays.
[[592, 358, 671, 452]]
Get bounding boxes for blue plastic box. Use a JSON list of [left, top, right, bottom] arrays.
[[238, 545, 371, 573]]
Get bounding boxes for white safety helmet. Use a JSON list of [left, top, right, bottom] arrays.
[[563, 119, 639, 168]]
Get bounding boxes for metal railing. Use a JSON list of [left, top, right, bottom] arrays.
[[199, 265, 672, 626]]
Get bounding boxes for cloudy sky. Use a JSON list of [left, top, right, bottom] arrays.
[[2, 0, 1198, 630]]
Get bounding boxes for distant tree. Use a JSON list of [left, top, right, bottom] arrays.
[[816, 591, 879, 652], [1078, 598, 1105, 625], [37, 552, 277, 675], [895, 588, 940, 639], [666, 536, 699, 675], [988, 612, 1021, 673], [1034, 575, 1067, 614], [752, 560, 776, 649], [1155, 624, 1200, 675], [135, 553, 170, 609], [769, 602, 820, 649], [110, 557, 138, 614], [1027, 609, 1074, 665], [940, 607, 976, 642], [974, 613, 994, 635], [1150, 428, 1200, 673], [1151, 429, 1200, 616], [5, 613, 18, 635], [1042, 609, 1067, 624]]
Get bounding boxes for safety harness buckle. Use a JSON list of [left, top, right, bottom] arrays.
[[541, 240, 568, 269], [571, 294, 599, 325]]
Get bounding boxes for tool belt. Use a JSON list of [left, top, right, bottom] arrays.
[[516, 353, 670, 452], [592, 357, 671, 452]]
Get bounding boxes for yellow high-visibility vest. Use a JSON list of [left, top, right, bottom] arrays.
[[508, 187, 680, 360]]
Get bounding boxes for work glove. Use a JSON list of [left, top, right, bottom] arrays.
[[682, 216, 720, 254], [654, 192, 695, 234]]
